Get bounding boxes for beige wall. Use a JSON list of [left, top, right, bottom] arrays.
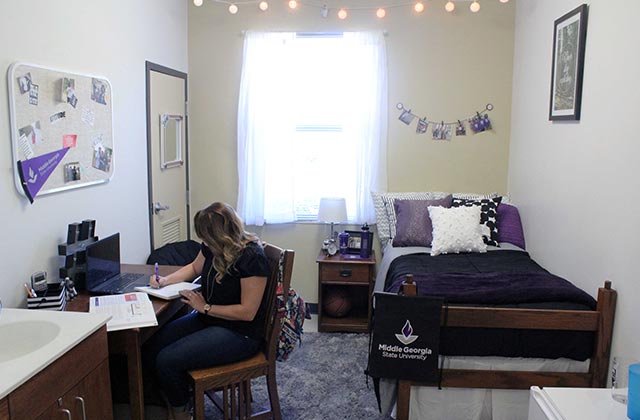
[[0, 0, 188, 308], [188, 1, 515, 303], [509, 0, 640, 368]]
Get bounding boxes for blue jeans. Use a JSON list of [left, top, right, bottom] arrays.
[[143, 311, 260, 407]]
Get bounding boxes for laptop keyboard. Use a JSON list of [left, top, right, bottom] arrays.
[[119, 273, 146, 289]]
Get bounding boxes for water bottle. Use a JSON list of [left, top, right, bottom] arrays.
[[359, 223, 371, 259]]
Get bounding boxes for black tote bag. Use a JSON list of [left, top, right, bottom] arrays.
[[367, 292, 443, 383]]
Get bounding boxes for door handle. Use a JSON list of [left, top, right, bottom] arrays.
[[154, 202, 170, 215]]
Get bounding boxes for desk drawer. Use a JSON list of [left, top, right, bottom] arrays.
[[320, 264, 370, 283]]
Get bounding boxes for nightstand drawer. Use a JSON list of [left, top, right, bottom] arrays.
[[320, 264, 370, 283]]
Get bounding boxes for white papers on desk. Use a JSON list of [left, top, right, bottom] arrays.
[[89, 292, 158, 332], [135, 282, 201, 300]]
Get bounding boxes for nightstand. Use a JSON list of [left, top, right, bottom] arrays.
[[316, 251, 376, 333]]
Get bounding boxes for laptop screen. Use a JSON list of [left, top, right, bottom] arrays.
[[86, 233, 121, 290]]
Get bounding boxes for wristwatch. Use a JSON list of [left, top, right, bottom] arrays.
[[203, 304, 211, 315]]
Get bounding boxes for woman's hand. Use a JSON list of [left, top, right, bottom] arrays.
[[179, 290, 207, 313], [149, 274, 167, 289]]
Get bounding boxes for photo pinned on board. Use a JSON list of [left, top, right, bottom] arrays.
[[91, 78, 108, 105], [416, 117, 428, 134], [50, 111, 66, 124], [455, 120, 467, 136], [64, 162, 81, 183], [92, 144, 112, 173], [62, 134, 77, 148], [61, 77, 78, 108], [19, 121, 45, 145], [17, 72, 32, 94], [432, 122, 452, 141], [29, 84, 39, 106]]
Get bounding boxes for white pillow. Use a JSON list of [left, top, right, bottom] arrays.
[[428, 205, 488, 256]]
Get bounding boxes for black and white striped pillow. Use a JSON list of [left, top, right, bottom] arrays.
[[452, 197, 502, 246]]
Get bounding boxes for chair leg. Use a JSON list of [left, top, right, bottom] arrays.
[[193, 382, 205, 420], [223, 385, 230, 419], [243, 381, 252, 416], [265, 370, 282, 420]]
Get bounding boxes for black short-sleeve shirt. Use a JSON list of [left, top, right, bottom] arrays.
[[199, 241, 271, 340]]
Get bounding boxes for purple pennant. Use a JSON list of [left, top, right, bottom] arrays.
[[17, 147, 70, 203]]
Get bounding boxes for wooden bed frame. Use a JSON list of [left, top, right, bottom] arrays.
[[394, 276, 617, 420]]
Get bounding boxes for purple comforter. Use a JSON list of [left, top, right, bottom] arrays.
[[386, 254, 596, 309]]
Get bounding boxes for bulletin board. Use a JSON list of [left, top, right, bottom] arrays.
[[8, 62, 114, 202]]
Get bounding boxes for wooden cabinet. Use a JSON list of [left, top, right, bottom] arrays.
[[8, 327, 112, 419], [0, 398, 8, 420], [317, 252, 376, 332]]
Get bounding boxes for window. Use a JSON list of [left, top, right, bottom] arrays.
[[237, 31, 388, 226]]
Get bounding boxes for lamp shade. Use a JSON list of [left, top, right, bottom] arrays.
[[317, 197, 348, 223]]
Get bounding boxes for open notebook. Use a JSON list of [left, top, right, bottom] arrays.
[[135, 282, 201, 300]]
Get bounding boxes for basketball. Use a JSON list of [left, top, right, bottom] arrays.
[[323, 287, 352, 318]]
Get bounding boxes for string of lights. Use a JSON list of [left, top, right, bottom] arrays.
[[193, 0, 510, 18]]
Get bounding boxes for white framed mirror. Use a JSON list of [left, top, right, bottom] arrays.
[[160, 113, 183, 169]]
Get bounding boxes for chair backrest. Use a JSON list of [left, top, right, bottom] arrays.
[[262, 243, 295, 359]]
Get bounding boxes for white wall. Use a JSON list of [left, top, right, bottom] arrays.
[[509, 0, 640, 362], [0, 0, 188, 308]]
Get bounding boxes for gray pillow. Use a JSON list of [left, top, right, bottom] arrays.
[[392, 195, 453, 247]]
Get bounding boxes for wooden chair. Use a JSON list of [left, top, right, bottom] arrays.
[[189, 243, 294, 420]]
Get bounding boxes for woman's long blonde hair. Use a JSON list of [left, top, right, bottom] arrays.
[[194, 202, 259, 282]]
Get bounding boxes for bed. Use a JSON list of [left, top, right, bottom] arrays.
[[370, 192, 617, 420]]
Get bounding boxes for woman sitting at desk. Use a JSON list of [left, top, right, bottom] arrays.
[[144, 202, 270, 419]]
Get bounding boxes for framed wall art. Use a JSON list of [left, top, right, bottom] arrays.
[[549, 4, 588, 121]]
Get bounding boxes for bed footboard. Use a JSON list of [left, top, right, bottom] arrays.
[[395, 277, 617, 420]]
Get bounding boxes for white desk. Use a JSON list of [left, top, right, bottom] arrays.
[[528, 387, 628, 420]]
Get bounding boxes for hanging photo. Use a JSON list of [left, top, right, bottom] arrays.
[[455, 120, 466, 136], [399, 109, 415, 125], [432, 122, 452, 141], [416, 117, 428, 134]]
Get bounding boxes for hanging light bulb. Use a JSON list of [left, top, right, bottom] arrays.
[[337, 8, 348, 19], [228, 3, 238, 14], [259, 0, 268, 11], [414, 2, 425, 13], [470, 1, 480, 12], [288, 0, 298, 9], [376, 8, 386, 18], [445, 1, 455, 12], [499, 0, 509, 3], [193, 0, 203, 6]]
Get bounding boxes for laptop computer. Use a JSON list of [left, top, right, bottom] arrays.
[[85, 233, 149, 295]]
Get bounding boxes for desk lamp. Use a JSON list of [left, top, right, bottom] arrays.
[[318, 197, 348, 242]]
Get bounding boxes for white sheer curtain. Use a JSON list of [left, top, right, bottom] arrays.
[[237, 31, 388, 226]]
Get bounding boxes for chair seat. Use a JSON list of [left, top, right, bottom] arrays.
[[190, 351, 269, 389]]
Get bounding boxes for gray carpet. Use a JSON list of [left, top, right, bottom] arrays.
[[204, 332, 393, 420]]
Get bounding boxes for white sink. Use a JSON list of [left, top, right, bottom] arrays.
[[0, 320, 61, 362], [0, 308, 110, 399]]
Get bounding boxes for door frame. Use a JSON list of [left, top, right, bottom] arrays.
[[145, 61, 190, 250]]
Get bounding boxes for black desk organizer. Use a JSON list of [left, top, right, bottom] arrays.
[[27, 283, 66, 311], [58, 219, 97, 291]]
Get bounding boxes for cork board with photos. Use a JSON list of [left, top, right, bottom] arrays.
[[8, 62, 114, 200]]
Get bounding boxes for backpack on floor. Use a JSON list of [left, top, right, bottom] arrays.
[[276, 285, 305, 362]]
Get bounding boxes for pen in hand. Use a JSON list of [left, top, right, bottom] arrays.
[[154, 263, 160, 289]]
